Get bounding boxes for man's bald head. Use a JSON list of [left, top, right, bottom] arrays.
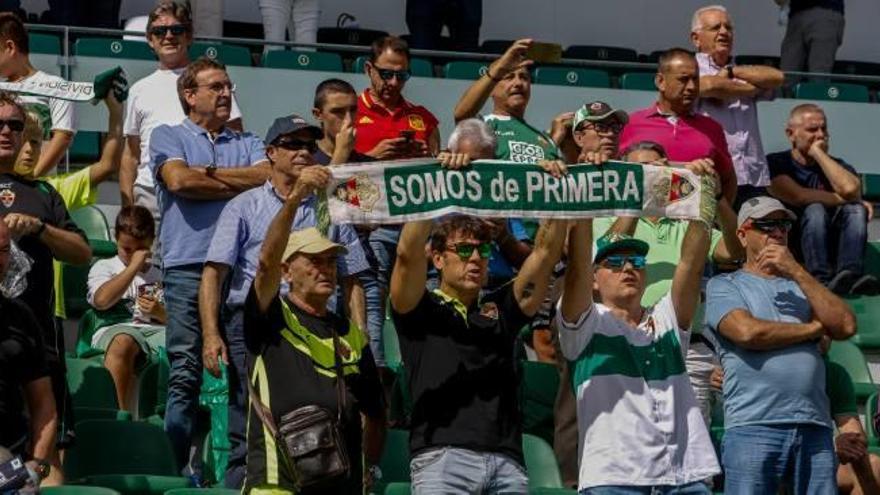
[[658, 48, 697, 75]]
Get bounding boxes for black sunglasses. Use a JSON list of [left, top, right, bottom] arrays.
[[0, 119, 25, 133], [749, 218, 794, 233], [373, 66, 411, 82], [149, 24, 189, 37], [446, 242, 492, 260], [274, 139, 318, 153]]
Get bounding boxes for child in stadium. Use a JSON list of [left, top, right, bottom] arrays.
[[85, 205, 164, 411]]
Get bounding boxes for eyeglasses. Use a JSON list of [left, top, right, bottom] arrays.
[[600, 254, 647, 270], [0, 119, 25, 133], [580, 122, 623, 135], [372, 66, 411, 82], [748, 218, 794, 234], [195, 82, 235, 94], [148, 24, 189, 37], [274, 139, 318, 153], [446, 242, 492, 260]]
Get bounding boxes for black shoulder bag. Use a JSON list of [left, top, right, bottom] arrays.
[[248, 329, 351, 489]]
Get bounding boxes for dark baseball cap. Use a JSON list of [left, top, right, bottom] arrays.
[[265, 114, 323, 145], [573, 101, 629, 131]]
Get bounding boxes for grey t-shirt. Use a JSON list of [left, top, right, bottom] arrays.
[[706, 270, 832, 429]]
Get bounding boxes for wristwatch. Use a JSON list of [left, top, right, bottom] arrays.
[[31, 457, 50, 479], [205, 163, 217, 176], [724, 64, 735, 79]]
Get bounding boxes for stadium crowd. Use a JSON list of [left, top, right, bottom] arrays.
[[0, 2, 877, 494]]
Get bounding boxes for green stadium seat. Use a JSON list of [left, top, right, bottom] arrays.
[[71, 205, 112, 241], [621, 72, 656, 91], [316, 27, 388, 46], [65, 357, 120, 410], [61, 263, 91, 317], [376, 429, 411, 493], [384, 483, 412, 495], [867, 392, 879, 447], [74, 406, 132, 424], [64, 420, 188, 494], [520, 360, 558, 446], [29, 32, 61, 55], [70, 130, 101, 163], [640, 50, 664, 64], [862, 174, 880, 202], [523, 433, 564, 489], [794, 82, 870, 103], [42, 486, 121, 495], [351, 55, 433, 77], [849, 294, 880, 349], [564, 45, 638, 63], [865, 242, 880, 279], [834, 60, 880, 77], [734, 55, 781, 67], [827, 340, 878, 402], [164, 488, 239, 494], [444, 61, 490, 80], [261, 50, 343, 71], [533, 67, 610, 88], [189, 42, 252, 66], [74, 37, 156, 61], [383, 315, 402, 371]]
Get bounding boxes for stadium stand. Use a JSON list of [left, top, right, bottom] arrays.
[[261, 49, 344, 71], [794, 81, 871, 103], [620, 71, 656, 91], [563, 45, 639, 63], [74, 37, 155, 61], [188, 42, 251, 67], [351, 55, 434, 77], [443, 60, 490, 80], [828, 340, 879, 404], [532, 67, 610, 88]]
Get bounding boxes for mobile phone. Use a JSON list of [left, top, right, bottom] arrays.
[[138, 283, 157, 298], [399, 129, 415, 142], [525, 42, 563, 64]]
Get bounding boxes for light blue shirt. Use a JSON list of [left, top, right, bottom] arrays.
[[149, 118, 268, 268], [205, 181, 368, 307], [705, 270, 831, 429]]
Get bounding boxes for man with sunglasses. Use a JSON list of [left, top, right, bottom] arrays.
[[0, 13, 75, 179], [0, 91, 91, 485], [121, 1, 243, 225], [556, 213, 721, 491], [706, 196, 856, 494], [149, 57, 269, 479], [767, 103, 876, 295], [391, 210, 568, 493], [201, 114, 368, 488]]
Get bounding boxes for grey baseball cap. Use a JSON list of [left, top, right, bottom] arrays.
[[737, 196, 797, 228], [265, 114, 322, 145]]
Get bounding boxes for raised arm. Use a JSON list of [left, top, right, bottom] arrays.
[[671, 220, 713, 329], [453, 39, 532, 122], [711, 196, 745, 263], [559, 220, 593, 324], [389, 219, 433, 314], [513, 219, 569, 316], [89, 94, 125, 186], [31, 130, 73, 178], [253, 167, 330, 313]]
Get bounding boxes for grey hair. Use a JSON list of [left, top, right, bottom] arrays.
[[691, 5, 728, 32], [621, 140, 668, 160], [448, 118, 497, 153]]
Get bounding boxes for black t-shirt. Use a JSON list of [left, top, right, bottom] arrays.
[[0, 174, 86, 364], [767, 151, 858, 211], [0, 296, 49, 455], [243, 288, 384, 494], [790, 0, 844, 16], [391, 284, 531, 463]]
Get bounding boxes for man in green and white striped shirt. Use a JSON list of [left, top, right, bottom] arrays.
[[556, 211, 720, 492]]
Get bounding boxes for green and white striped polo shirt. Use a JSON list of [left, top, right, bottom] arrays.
[[557, 294, 719, 490]]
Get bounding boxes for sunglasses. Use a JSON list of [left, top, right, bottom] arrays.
[[373, 66, 411, 82], [149, 24, 189, 37], [274, 139, 318, 153], [748, 218, 794, 233], [446, 242, 492, 260], [600, 254, 647, 270], [0, 119, 24, 133]]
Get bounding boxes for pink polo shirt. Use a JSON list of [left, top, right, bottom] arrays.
[[619, 103, 734, 179]]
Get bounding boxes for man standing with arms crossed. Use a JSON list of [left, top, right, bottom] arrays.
[[150, 58, 269, 476]]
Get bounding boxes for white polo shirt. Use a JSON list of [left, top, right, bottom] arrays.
[[557, 294, 719, 490]]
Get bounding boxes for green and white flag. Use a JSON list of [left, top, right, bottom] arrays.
[[0, 66, 128, 102], [328, 159, 717, 225]]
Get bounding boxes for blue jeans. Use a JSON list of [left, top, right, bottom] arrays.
[[800, 202, 867, 283], [410, 447, 528, 494], [357, 268, 386, 367], [222, 306, 248, 489], [163, 264, 205, 473], [580, 482, 711, 495], [722, 424, 837, 495]]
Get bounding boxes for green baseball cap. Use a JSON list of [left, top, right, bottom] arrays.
[[573, 101, 629, 131], [594, 232, 650, 263]]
